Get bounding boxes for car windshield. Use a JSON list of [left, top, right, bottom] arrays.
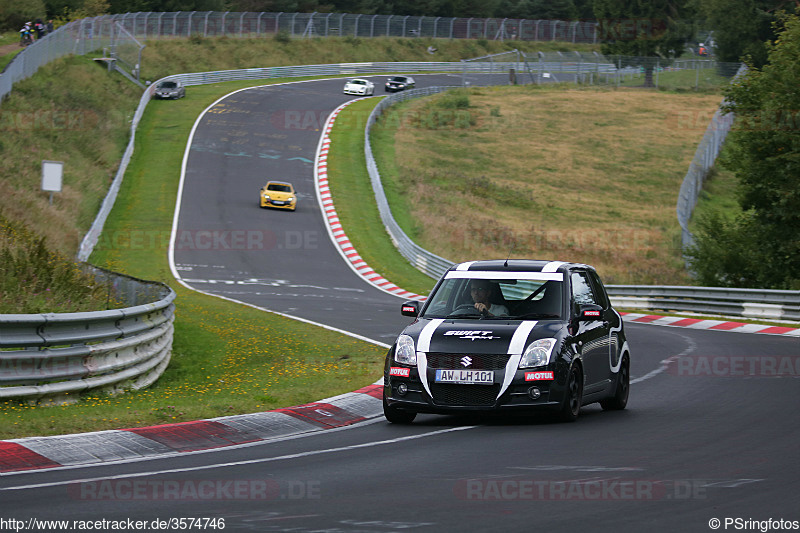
[[267, 183, 291, 192], [420, 273, 564, 320], [351, 80, 366, 85], [160, 82, 177, 88], [390, 77, 406, 82]]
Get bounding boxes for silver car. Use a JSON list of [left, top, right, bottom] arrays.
[[153, 80, 186, 99]]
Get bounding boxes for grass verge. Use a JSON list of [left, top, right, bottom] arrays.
[[368, 84, 725, 285], [326, 98, 437, 297], [687, 144, 742, 235]]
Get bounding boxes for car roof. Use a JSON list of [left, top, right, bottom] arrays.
[[448, 259, 594, 274]]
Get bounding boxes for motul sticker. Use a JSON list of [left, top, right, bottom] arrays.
[[525, 371, 554, 381], [584, 310, 601, 317], [390, 367, 411, 377], [402, 306, 416, 313]]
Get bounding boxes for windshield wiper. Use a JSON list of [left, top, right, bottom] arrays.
[[516, 313, 560, 319], [445, 312, 484, 319]]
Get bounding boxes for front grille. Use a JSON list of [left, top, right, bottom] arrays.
[[431, 383, 501, 407], [426, 352, 510, 370]]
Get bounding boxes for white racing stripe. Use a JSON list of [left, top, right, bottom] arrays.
[[541, 261, 566, 273], [416, 319, 443, 399], [508, 321, 538, 355], [446, 271, 563, 281], [498, 321, 538, 399], [416, 319, 443, 353]]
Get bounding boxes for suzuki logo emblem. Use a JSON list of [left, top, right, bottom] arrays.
[[460, 356, 472, 367]]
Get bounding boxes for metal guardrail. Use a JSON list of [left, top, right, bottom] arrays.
[[607, 285, 800, 321], [365, 86, 458, 279], [0, 267, 175, 404], [676, 64, 747, 249]]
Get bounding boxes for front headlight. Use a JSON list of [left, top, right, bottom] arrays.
[[288, 196, 295, 202], [519, 338, 557, 369], [262, 194, 270, 199], [394, 334, 416, 365]]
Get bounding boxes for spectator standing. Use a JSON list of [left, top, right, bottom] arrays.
[[34, 19, 45, 40], [19, 23, 34, 46]]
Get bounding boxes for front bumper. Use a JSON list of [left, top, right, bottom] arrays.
[[384, 362, 568, 414], [260, 198, 296, 209]]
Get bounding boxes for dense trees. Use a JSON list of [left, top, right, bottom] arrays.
[[691, 0, 792, 68], [0, 0, 46, 30], [10, 0, 594, 25], [592, 0, 695, 86], [686, 14, 800, 289]]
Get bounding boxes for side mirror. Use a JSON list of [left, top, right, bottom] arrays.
[[576, 303, 603, 321], [401, 301, 420, 317]]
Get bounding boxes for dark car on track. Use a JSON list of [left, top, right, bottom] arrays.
[[153, 80, 186, 99], [383, 260, 631, 423], [384, 75, 416, 92]]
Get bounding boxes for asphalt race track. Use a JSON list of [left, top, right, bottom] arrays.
[[1, 75, 798, 533]]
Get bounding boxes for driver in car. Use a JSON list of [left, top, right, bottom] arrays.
[[469, 280, 509, 317]]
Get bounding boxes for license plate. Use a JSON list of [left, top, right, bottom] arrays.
[[272, 200, 285, 205], [435, 369, 494, 385]]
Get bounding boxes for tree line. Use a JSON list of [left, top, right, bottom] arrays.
[[4, 0, 793, 68]]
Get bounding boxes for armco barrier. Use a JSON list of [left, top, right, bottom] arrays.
[[676, 64, 747, 249], [606, 285, 800, 321], [0, 267, 175, 404]]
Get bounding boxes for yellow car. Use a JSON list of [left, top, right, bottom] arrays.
[[259, 181, 297, 211]]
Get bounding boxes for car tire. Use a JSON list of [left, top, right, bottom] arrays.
[[383, 397, 416, 424], [600, 355, 629, 411], [557, 364, 583, 422]]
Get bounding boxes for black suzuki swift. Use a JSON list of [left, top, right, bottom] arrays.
[[383, 260, 631, 423]]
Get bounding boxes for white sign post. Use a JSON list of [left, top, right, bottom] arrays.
[[41, 160, 63, 206]]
